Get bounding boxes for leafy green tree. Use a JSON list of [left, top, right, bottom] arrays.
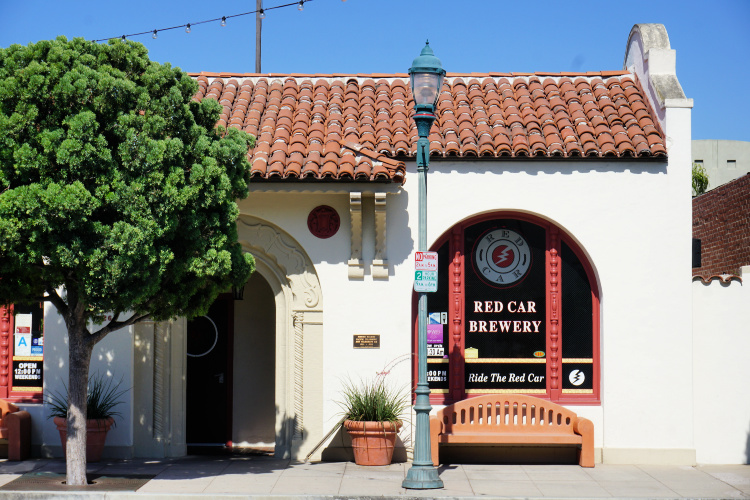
[[0, 37, 254, 485], [692, 162, 709, 196]]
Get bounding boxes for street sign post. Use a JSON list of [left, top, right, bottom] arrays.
[[414, 251, 438, 292]]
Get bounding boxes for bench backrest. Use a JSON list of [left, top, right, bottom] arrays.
[[437, 395, 579, 436]]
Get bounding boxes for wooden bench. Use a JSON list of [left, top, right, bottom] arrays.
[[0, 400, 31, 461], [429, 394, 594, 467]]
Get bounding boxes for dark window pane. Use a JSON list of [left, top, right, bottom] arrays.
[[463, 219, 547, 393], [560, 241, 594, 392], [560, 241, 593, 359]]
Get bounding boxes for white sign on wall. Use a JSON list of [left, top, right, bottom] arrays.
[[14, 313, 32, 357]]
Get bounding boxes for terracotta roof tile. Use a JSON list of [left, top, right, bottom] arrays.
[[190, 72, 667, 184]]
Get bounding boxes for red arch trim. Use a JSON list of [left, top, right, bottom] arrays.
[[412, 211, 601, 405]]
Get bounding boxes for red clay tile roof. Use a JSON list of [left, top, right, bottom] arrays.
[[191, 72, 667, 184]]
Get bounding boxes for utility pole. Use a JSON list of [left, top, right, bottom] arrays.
[[255, 0, 262, 73]]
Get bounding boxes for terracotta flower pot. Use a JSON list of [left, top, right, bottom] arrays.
[[344, 420, 402, 466], [53, 416, 114, 463]]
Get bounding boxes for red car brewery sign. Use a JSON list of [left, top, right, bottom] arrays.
[[463, 223, 547, 394]]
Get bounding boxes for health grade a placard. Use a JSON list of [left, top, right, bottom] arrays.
[[414, 251, 438, 292]]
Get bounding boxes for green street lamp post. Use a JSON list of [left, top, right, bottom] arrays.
[[402, 41, 446, 490]]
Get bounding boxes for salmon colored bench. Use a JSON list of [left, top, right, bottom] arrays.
[[0, 400, 31, 461], [429, 394, 594, 467]]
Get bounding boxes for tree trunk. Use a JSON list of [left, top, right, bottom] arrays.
[[65, 322, 94, 486]]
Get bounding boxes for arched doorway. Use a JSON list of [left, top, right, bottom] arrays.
[[232, 271, 276, 450], [137, 215, 324, 459], [235, 215, 324, 460], [184, 272, 278, 452]]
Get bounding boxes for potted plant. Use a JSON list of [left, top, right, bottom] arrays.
[[337, 376, 407, 466], [47, 371, 127, 462]]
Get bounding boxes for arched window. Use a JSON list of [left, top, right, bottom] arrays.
[[415, 212, 600, 404]]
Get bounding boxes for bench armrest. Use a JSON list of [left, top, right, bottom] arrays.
[[3, 410, 31, 461], [573, 417, 594, 467], [429, 415, 443, 466]]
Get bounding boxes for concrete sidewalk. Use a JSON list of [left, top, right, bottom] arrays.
[[0, 455, 748, 499]]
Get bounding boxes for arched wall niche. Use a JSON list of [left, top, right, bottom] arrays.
[[236, 215, 324, 460]]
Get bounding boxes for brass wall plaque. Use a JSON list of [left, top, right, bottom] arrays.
[[353, 335, 380, 349]]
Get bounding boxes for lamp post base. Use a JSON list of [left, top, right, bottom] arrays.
[[402, 463, 444, 489]]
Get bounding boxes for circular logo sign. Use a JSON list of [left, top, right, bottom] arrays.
[[307, 205, 340, 239], [474, 229, 531, 287], [569, 369, 585, 386]]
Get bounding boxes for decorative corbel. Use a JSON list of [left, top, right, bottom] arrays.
[[348, 192, 364, 279], [372, 193, 389, 279]]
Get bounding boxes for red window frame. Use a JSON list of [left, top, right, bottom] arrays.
[[412, 212, 601, 405], [0, 304, 44, 403]]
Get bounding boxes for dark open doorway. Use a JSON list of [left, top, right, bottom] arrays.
[[186, 295, 234, 449]]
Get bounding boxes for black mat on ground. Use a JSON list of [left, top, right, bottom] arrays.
[[0, 471, 154, 491]]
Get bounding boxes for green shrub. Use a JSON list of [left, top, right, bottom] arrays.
[[337, 377, 407, 422], [693, 162, 709, 196]]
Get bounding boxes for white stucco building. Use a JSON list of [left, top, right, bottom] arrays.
[[3, 23, 748, 466]]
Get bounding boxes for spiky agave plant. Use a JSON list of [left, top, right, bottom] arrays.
[[47, 371, 127, 424]]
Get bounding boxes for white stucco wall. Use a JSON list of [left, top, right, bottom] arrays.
[[692, 269, 750, 464], [243, 129, 693, 461]]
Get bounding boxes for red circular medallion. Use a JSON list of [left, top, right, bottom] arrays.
[[308, 205, 340, 239]]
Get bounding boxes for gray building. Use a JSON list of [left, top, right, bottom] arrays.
[[692, 140, 750, 191]]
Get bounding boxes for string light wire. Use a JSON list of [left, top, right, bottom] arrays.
[[96, 0, 311, 42]]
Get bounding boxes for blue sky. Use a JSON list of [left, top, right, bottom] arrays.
[[1, 0, 748, 141]]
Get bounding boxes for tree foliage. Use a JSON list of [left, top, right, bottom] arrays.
[[692, 162, 709, 197], [0, 36, 255, 321], [0, 36, 255, 484]]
